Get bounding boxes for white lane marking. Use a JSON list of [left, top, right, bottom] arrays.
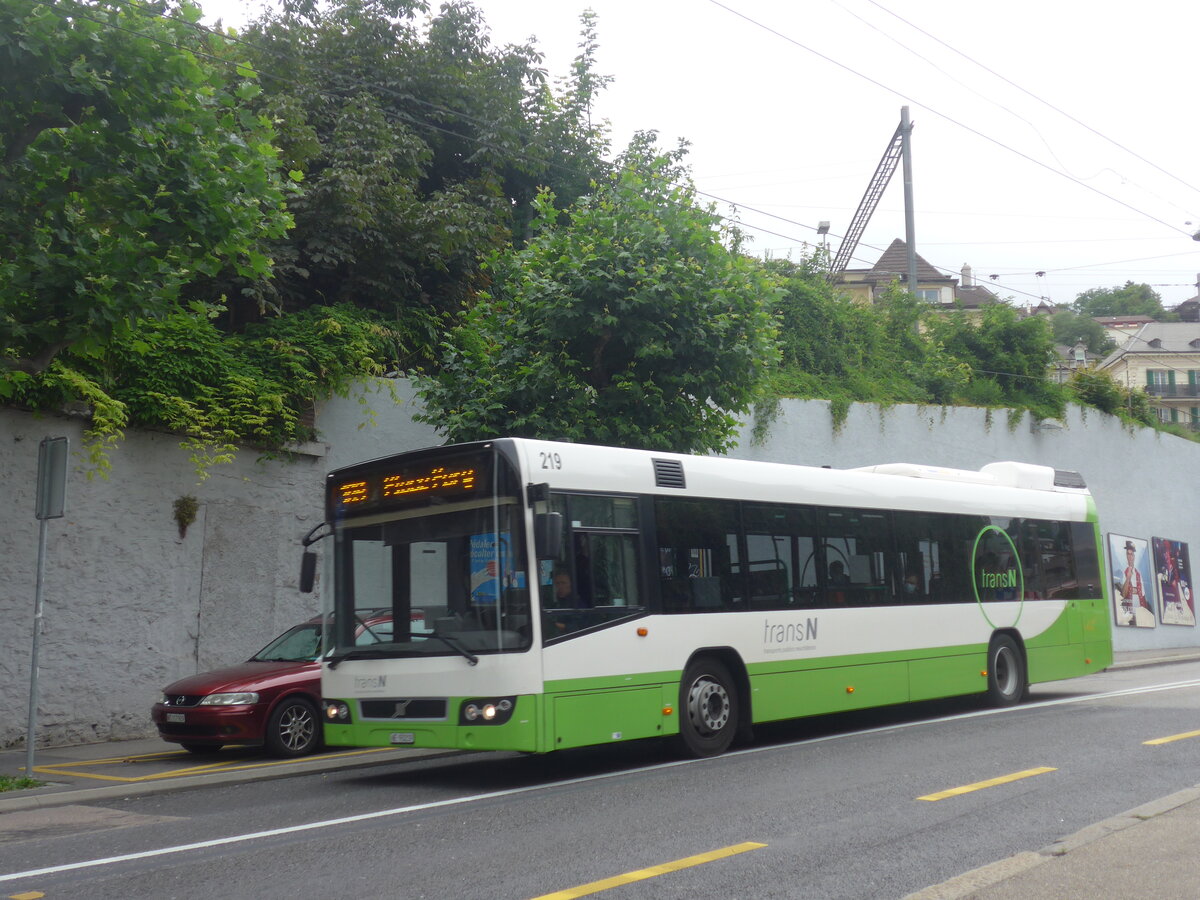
[[4, 675, 1200, 884]]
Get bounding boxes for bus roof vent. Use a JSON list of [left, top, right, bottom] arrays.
[[1054, 469, 1087, 489], [652, 458, 687, 489]]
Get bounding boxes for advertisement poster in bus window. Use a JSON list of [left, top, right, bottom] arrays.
[[1152, 537, 1195, 626], [1108, 534, 1155, 628], [469, 533, 524, 605]]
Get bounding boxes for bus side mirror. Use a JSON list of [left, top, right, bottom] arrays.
[[534, 512, 563, 560], [300, 550, 318, 593]]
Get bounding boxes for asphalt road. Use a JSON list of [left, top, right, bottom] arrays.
[[4, 662, 1200, 899]]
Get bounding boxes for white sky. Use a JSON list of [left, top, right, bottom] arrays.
[[203, 0, 1200, 310]]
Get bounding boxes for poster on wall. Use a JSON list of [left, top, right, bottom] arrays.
[[1152, 537, 1195, 626], [1107, 534, 1156, 628]]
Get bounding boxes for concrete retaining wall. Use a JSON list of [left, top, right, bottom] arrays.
[[1, 384, 1195, 749]]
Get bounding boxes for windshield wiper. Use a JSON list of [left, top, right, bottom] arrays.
[[325, 647, 395, 670], [325, 634, 479, 668], [422, 631, 479, 666]]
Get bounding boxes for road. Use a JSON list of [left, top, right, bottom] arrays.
[[4, 662, 1200, 900]]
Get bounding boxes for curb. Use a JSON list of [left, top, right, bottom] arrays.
[[0, 747, 464, 815]]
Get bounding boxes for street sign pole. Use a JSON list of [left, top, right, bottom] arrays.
[[28, 436, 68, 778]]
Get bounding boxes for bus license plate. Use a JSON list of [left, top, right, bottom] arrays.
[[166, 713, 185, 724], [390, 733, 415, 745]]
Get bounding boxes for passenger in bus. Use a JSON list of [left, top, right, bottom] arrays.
[[828, 561, 850, 604], [903, 573, 921, 597], [553, 570, 582, 608]]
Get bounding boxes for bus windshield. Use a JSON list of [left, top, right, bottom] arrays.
[[328, 455, 532, 660]]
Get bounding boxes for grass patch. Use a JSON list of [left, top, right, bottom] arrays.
[[0, 774, 44, 792]]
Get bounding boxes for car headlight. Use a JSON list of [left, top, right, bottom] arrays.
[[159, 693, 171, 705], [197, 692, 260, 706]]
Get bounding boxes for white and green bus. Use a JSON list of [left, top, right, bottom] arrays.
[[309, 438, 1112, 758]]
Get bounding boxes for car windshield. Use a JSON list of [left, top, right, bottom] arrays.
[[252, 623, 323, 662]]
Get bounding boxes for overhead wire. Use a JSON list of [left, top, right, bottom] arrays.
[[703, 0, 1198, 288], [863, 0, 1200, 208]]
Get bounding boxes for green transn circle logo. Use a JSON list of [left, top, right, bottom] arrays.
[[971, 525, 1025, 629]]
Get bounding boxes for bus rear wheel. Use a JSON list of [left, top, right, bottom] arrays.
[[987, 635, 1027, 706], [676, 658, 738, 758]]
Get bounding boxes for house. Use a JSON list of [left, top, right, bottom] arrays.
[[1096, 322, 1200, 429], [1176, 298, 1199, 323], [1095, 314, 1157, 333], [835, 239, 999, 310], [1050, 341, 1102, 384], [1173, 276, 1200, 322]]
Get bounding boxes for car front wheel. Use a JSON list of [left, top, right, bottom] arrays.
[[265, 697, 321, 757]]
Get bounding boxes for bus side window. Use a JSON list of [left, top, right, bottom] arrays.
[[655, 498, 741, 612], [542, 493, 643, 639]]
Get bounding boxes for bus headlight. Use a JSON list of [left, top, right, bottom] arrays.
[[458, 697, 516, 726], [323, 700, 351, 722]]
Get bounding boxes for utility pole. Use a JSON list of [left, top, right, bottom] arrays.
[[828, 107, 918, 285], [900, 106, 917, 295]]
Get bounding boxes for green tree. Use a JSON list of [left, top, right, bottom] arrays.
[[0, 0, 292, 380], [926, 304, 1063, 416], [415, 135, 780, 454], [226, 0, 613, 359], [768, 265, 968, 410], [1066, 368, 1155, 426], [1071, 282, 1166, 319], [1049, 310, 1117, 355]]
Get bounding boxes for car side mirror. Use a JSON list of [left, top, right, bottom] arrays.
[[534, 512, 563, 560], [299, 550, 318, 593]]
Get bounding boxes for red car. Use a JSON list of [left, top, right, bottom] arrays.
[[150, 612, 395, 758]]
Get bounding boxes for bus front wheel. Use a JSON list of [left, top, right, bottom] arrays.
[[676, 658, 738, 758], [987, 635, 1027, 706]]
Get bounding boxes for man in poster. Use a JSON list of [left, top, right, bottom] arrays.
[[1120, 539, 1148, 611]]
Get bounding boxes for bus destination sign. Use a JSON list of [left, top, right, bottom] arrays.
[[334, 462, 480, 512]]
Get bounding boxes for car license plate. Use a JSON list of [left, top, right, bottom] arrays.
[[166, 712, 185, 724], [389, 732, 415, 745]]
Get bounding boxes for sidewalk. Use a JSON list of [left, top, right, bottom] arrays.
[[3, 648, 1200, 898]]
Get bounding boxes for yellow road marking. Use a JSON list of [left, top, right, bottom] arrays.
[[31, 747, 395, 783], [9, 891, 46, 899], [529, 842, 767, 900], [1144, 729, 1200, 746], [918, 767, 1056, 801]]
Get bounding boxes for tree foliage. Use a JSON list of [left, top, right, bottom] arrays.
[[416, 136, 780, 454], [925, 304, 1063, 417], [7, 303, 403, 474], [0, 0, 292, 378], [769, 265, 969, 408], [1071, 282, 1167, 319], [1049, 310, 1117, 356], [1065, 368, 1156, 427], [221, 0, 614, 361]]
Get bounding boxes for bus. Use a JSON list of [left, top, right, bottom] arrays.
[[306, 438, 1112, 758]]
